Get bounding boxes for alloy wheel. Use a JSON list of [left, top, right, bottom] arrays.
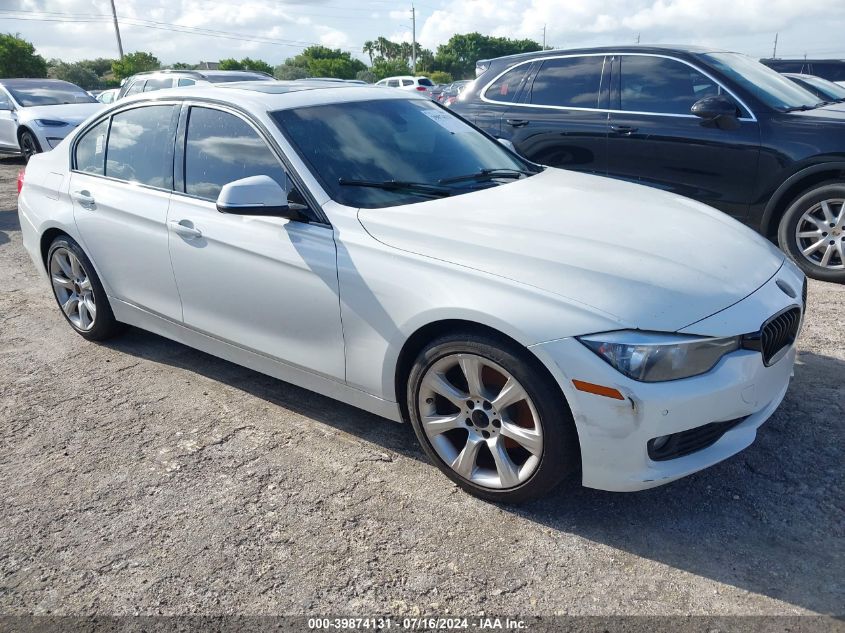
[[417, 353, 543, 489], [20, 133, 38, 162], [795, 198, 845, 270], [50, 247, 97, 331]]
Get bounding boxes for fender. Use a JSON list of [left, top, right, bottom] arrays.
[[760, 160, 845, 235]]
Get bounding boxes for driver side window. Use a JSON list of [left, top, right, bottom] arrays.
[[183, 106, 304, 210]]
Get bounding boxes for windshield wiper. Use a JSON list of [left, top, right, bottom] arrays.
[[438, 168, 534, 185], [338, 178, 452, 198], [782, 103, 825, 112]]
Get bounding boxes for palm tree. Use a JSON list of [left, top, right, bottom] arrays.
[[362, 41, 375, 65]]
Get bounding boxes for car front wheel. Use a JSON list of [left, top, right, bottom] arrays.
[[778, 183, 845, 282], [19, 129, 41, 163], [47, 236, 123, 341], [407, 332, 579, 503]]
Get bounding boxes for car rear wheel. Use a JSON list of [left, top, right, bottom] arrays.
[[407, 332, 579, 503], [47, 236, 123, 341], [778, 184, 845, 282], [19, 129, 41, 163]]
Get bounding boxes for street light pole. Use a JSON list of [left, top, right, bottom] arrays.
[[411, 4, 416, 74]]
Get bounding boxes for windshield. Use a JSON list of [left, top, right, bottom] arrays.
[[796, 75, 845, 100], [701, 52, 822, 111], [6, 80, 96, 106], [272, 99, 535, 209]]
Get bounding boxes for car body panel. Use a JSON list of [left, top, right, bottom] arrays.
[[358, 168, 785, 333]]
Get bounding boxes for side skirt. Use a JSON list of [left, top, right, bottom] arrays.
[[110, 298, 403, 423]]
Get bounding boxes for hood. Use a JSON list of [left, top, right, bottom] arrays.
[[18, 103, 105, 126], [357, 168, 784, 332]]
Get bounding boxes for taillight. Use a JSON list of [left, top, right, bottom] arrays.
[[16, 169, 24, 195], [415, 86, 427, 91]]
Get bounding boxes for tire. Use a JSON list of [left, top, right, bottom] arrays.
[[407, 332, 579, 503], [19, 129, 41, 163], [778, 183, 845, 283], [47, 236, 124, 341]]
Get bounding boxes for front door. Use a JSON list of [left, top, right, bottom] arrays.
[[500, 55, 610, 174], [606, 54, 761, 220], [70, 104, 183, 320], [166, 105, 345, 381]]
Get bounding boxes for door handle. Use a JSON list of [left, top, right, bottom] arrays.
[[610, 125, 638, 135], [506, 119, 529, 128], [168, 220, 203, 239], [72, 190, 95, 208]]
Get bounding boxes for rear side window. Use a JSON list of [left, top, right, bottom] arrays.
[[178, 78, 196, 87], [530, 56, 605, 108], [387, 80, 399, 87], [184, 106, 287, 201], [106, 105, 178, 188], [75, 119, 109, 175], [620, 55, 723, 115], [143, 77, 172, 92], [402, 79, 413, 86], [812, 63, 845, 82], [485, 64, 531, 103], [124, 80, 145, 96]]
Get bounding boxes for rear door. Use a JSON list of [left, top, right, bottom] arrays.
[[499, 55, 610, 174], [69, 103, 183, 320], [606, 54, 760, 219]]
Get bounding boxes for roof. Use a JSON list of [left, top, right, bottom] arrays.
[[0, 78, 82, 87], [129, 69, 273, 80], [118, 79, 421, 111], [479, 44, 733, 67]]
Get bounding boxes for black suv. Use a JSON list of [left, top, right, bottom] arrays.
[[454, 46, 845, 282]]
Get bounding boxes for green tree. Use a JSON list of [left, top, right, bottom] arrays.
[[433, 33, 541, 78], [47, 61, 100, 89], [0, 33, 47, 78], [284, 46, 365, 79], [355, 69, 375, 83], [218, 58, 244, 70], [170, 62, 195, 70], [274, 64, 309, 80], [428, 70, 453, 84], [111, 51, 160, 81], [239, 57, 273, 74], [371, 59, 411, 81], [78, 57, 115, 77]]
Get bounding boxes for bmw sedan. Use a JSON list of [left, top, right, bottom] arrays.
[[17, 81, 805, 502], [0, 79, 105, 162]]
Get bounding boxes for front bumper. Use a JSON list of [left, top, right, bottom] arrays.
[[531, 263, 803, 492]]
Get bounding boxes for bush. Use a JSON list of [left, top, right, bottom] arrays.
[[429, 70, 453, 85]]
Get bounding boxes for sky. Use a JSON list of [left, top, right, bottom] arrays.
[[2, 0, 845, 66]]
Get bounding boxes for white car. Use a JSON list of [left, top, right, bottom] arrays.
[[95, 89, 119, 104], [0, 79, 105, 162], [117, 69, 274, 100], [17, 81, 805, 502], [375, 75, 435, 95]]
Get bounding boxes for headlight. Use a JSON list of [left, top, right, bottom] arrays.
[[577, 330, 740, 382], [34, 119, 69, 127]]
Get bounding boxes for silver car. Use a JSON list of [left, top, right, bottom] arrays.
[[0, 79, 104, 162]]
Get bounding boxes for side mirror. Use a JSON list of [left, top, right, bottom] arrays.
[[691, 95, 738, 121], [216, 175, 308, 221]]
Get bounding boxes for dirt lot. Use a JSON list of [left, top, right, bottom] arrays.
[[0, 156, 842, 618]]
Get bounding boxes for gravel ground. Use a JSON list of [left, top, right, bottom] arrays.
[[0, 156, 842, 618]]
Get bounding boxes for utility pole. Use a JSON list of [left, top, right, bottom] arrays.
[[411, 4, 416, 74], [772, 32, 778, 58], [636, 32, 640, 44], [542, 24, 546, 49], [108, 0, 124, 58]]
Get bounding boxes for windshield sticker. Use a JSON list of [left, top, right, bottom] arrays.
[[421, 109, 469, 134], [95, 133, 105, 155]]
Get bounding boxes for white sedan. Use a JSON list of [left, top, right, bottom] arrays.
[[17, 81, 805, 502]]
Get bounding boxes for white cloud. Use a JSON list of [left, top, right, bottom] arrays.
[[1, 0, 844, 66]]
